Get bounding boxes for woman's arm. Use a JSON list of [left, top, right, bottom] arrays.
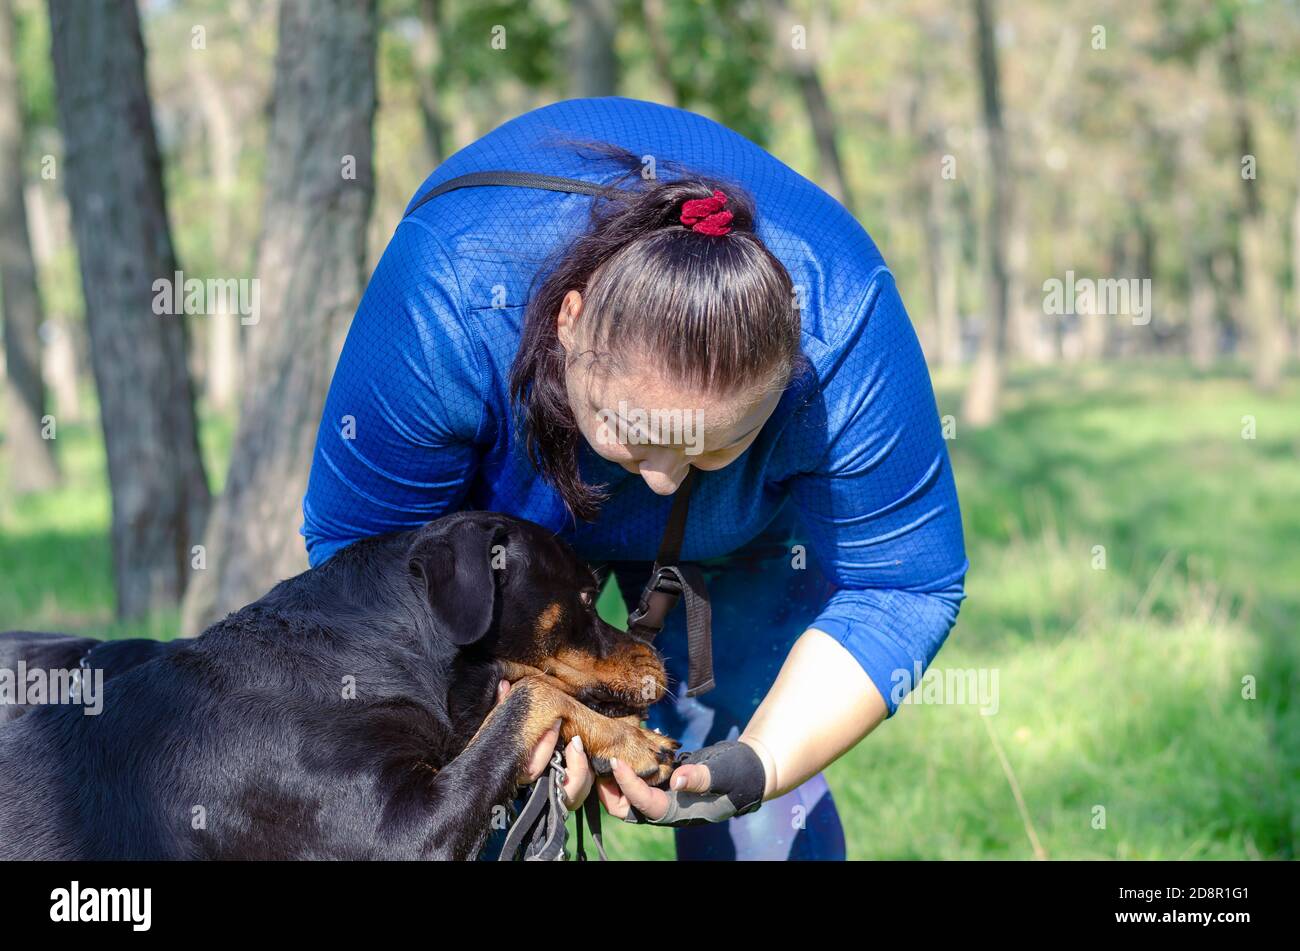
[[738, 628, 885, 797], [301, 219, 488, 565], [601, 628, 882, 818]]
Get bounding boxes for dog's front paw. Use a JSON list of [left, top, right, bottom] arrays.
[[589, 722, 680, 787]]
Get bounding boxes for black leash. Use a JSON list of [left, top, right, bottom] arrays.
[[497, 751, 606, 861], [414, 170, 714, 857]]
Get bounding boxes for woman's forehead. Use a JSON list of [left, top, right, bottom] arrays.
[[586, 368, 779, 449], [589, 367, 754, 421]]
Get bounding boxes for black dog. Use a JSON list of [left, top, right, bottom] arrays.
[[0, 512, 678, 860]]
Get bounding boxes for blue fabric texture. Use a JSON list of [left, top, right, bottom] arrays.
[[301, 97, 967, 717]]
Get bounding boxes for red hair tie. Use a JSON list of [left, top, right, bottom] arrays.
[[679, 189, 734, 236]]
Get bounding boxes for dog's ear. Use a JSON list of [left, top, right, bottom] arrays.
[[407, 520, 503, 646]]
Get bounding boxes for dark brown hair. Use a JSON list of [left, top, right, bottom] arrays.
[[509, 145, 800, 521]]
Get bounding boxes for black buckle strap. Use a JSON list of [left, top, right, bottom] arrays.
[[626, 469, 714, 698], [626, 566, 683, 639], [676, 564, 715, 697]]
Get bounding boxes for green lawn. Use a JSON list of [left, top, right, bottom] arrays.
[[2, 362, 1295, 859]]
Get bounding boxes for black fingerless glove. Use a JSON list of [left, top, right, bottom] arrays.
[[626, 740, 767, 827]]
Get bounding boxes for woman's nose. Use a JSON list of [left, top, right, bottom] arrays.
[[637, 450, 690, 495]]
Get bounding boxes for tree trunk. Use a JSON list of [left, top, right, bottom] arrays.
[[1294, 119, 1300, 359], [25, 183, 84, 422], [641, 0, 681, 107], [1188, 253, 1217, 370], [0, 0, 59, 492], [1223, 19, 1284, 391], [570, 0, 618, 98], [1175, 119, 1215, 369], [1006, 203, 1041, 362], [910, 68, 960, 369], [181, 0, 377, 633], [42, 319, 82, 422], [771, 0, 854, 212], [187, 45, 242, 411], [48, 0, 210, 619], [962, 0, 1013, 427], [1211, 249, 1242, 357], [924, 166, 961, 368], [1239, 217, 1283, 387], [415, 0, 447, 166]]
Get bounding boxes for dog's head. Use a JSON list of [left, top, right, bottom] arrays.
[[406, 512, 667, 717]]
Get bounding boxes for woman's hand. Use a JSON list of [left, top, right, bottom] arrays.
[[495, 680, 593, 810], [598, 629, 887, 824], [595, 739, 766, 825]]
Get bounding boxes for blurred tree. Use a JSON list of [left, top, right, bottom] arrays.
[[0, 0, 59, 492], [11, 0, 83, 424], [1151, 0, 1295, 373], [639, 0, 680, 105], [963, 0, 1013, 427], [186, 34, 241, 410], [414, 0, 449, 164], [1221, 8, 1285, 391], [48, 0, 210, 619], [570, 0, 619, 96], [768, 0, 854, 211], [1293, 115, 1300, 347], [182, 0, 378, 632], [905, 15, 965, 368], [625, 0, 771, 144], [142, 0, 276, 413], [425, 0, 557, 144]]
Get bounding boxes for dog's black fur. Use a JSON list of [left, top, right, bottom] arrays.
[[0, 512, 674, 860]]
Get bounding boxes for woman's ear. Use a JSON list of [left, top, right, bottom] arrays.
[[556, 290, 583, 352]]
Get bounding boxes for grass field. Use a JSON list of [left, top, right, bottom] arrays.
[[2, 362, 1296, 859]]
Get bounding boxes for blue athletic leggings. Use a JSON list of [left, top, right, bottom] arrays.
[[605, 502, 847, 861]]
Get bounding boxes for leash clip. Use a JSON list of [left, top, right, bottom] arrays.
[[626, 565, 683, 640]]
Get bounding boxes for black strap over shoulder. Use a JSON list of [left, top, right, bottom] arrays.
[[406, 169, 636, 218]]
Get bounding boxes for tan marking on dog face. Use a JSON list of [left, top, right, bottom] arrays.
[[535, 602, 563, 639]]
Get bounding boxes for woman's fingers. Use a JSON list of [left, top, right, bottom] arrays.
[[668, 762, 711, 793], [560, 734, 592, 810], [495, 679, 511, 705], [520, 719, 562, 783], [609, 756, 671, 820], [594, 776, 630, 819]]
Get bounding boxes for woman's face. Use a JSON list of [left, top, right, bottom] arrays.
[[557, 291, 782, 495]]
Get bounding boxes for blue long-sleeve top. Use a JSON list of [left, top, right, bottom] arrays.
[[302, 98, 967, 715]]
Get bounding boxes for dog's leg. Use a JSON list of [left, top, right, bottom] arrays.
[[418, 677, 677, 860], [551, 700, 679, 781], [417, 677, 565, 860], [492, 675, 678, 784]]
